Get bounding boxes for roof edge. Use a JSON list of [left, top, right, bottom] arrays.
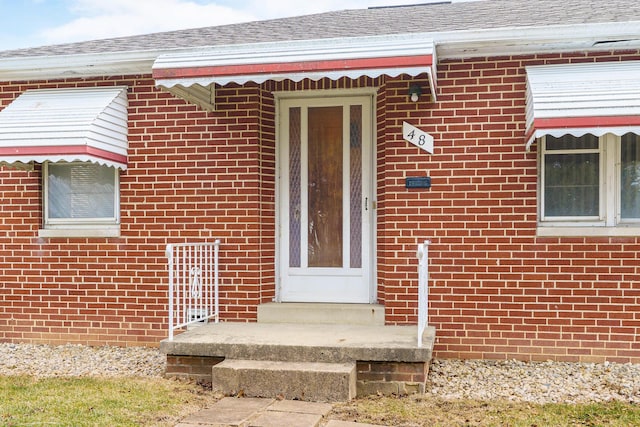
[[1, 21, 639, 81], [436, 21, 640, 58]]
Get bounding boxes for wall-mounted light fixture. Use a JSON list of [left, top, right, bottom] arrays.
[[409, 84, 422, 102]]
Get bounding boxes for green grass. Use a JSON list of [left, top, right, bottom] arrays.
[[3, 375, 639, 426], [332, 395, 640, 427], [0, 376, 219, 427]]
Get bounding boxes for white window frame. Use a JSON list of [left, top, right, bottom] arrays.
[[537, 133, 640, 237], [39, 161, 121, 238]]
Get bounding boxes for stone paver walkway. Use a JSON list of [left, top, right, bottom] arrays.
[[175, 397, 387, 427]]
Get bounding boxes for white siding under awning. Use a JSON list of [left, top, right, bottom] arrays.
[[153, 33, 437, 111], [525, 61, 640, 150], [0, 87, 128, 169]]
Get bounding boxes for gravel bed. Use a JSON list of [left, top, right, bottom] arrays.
[[0, 343, 165, 378], [1, 343, 639, 404], [428, 358, 640, 404]]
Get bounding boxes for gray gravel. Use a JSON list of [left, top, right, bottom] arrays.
[[428, 358, 640, 404], [0, 343, 165, 378], [1, 343, 639, 404]]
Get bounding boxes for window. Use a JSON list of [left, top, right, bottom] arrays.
[[539, 133, 640, 236], [542, 134, 600, 219], [41, 162, 120, 237]]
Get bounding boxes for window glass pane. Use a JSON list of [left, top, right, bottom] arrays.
[[308, 106, 343, 268], [621, 133, 640, 219], [546, 134, 599, 151], [48, 163, 115, 219], [544, 153, 599, 217]]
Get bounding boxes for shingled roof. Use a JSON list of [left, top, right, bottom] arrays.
[[1, 0, 639, 58]]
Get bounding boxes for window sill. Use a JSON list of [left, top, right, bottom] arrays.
[[38, 225, 120, 238], [537, 225, 640, 237]]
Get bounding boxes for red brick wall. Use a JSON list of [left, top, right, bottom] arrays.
[[376, 50, 640, 363], [0, 77, 276, 345], [1, 50, 639, 363]]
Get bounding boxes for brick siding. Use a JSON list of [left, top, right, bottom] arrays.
[[357, 361, 429, 395], [1, 50, 639, 362], [166, 355, 224, 382]]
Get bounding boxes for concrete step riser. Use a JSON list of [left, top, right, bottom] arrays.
[[257, 303, 385, 326], [212, 359, 357, 402]]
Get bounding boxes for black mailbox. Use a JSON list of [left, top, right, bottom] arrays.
[[405, 176, 431, 189]]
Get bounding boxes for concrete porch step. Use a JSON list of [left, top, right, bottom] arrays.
[[162, 322, 436, 401], [257, 303, 385, 326], [211, 359, 357, 402], [161, 322, 435, 364]]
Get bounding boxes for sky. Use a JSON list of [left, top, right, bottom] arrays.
[[0, 0, 455, 51]]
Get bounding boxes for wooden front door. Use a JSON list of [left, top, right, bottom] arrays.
[[278, 95, 374, 303]]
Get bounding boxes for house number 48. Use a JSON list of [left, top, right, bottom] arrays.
[[403, 121, 434, 154]]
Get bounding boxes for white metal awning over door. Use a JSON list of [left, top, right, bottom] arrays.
[[0, 87, 128, 169], [525, 61, 640, 150], [153, 33, 437, 111]]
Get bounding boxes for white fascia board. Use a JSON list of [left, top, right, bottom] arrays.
[[0, 50, 160, 81], [434, 21, 640, 58], [1, 21, 640, 81]]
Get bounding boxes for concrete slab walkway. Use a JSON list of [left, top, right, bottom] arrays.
[[175, 396, 388, 427]]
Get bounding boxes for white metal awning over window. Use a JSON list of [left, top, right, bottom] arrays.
[[525, 61, 640, 150], [0, 87, 128, 169], [153, 33, 437, 111]]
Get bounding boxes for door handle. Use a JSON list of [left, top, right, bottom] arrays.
[[365, 198, 376, 211]]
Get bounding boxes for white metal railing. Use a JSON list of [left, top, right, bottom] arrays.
[[417, 240, 431, 347], [166, 240, 220, 340]]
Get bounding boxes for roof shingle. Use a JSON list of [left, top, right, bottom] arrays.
[[1, 0, 639, 58]]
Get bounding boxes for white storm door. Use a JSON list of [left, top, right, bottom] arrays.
[[279, 96, 373, 303]]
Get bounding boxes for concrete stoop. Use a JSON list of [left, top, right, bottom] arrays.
[[212, 359, 357, 402], [162, 304, 436, 403]]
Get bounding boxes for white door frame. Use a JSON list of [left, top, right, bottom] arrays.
[[274, 88, 377, 303]]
